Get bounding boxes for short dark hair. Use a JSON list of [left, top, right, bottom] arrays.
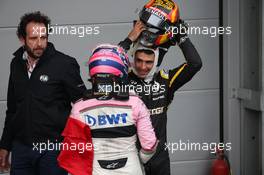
[[17, 11, 51, 38], [135, 49, 155, 56]]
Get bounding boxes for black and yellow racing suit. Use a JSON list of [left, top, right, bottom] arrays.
[[119, 38, 202, 175]]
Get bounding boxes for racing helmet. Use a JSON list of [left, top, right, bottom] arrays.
[[88, 44, 130, 100], [139, 0, 180, 47], [88, 44, 130, 79]]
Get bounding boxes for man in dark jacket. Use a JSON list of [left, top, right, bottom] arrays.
[[119, 20, 202, 175], [0, 11, 86, 175]]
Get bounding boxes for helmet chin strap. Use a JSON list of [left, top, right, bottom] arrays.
[[131, 42, 160, 83]]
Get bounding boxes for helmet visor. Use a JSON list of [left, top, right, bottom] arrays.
[[140, 9, 170, 31]]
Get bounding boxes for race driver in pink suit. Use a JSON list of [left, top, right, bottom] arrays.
[[58, 44, 158, 175]]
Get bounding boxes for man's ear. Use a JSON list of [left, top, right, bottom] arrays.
[[19, 36, 25, 46]]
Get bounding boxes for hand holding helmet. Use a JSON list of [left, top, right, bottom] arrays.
[[128, 20, 146, 42], [169, 19, 189, 45]]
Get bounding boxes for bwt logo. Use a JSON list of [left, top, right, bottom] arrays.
[[84, 113, 128, 126]]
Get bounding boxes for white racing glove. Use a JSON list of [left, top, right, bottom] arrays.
[[139, 141, 159, 164]]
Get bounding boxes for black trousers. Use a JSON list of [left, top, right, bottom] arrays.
[[10, 140, 67, 175], [144, 150, 171, 175]]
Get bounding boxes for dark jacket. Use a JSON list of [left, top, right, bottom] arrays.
[[0, 42, 86, 151]]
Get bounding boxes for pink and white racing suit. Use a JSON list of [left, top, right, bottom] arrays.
[[58, 95, 157, 175]]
